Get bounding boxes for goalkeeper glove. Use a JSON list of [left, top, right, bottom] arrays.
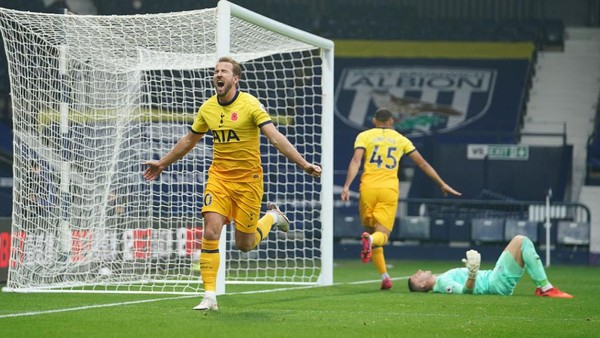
[[461, 249, 481, 279]]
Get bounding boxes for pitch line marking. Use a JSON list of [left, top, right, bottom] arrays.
[[0, 277, 407, 319], [0, 295, 197, 319]]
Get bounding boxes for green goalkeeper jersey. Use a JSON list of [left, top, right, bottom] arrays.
[[432, 251, 525, 295], [432, 268, 492, 295]]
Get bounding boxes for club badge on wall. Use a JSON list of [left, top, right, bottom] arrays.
[[335, 66, 496, 136]]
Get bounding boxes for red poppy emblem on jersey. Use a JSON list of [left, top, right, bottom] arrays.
[[231, 112, 238, 121]]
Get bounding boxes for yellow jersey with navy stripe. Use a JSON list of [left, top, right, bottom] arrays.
[[191, 91, 272, 182], [354, 128, 416, 192]]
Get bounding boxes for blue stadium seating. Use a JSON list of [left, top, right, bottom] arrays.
[[396, 216, 430, 240], [333, 204, 363, 239], [448, 218, 471, 242], [429, 218, 450, 241], [557, 221, 590, 245], [471, 218, 505, 242], [504, 219, 539, 243]]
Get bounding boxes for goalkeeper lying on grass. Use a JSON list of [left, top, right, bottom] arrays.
[[407, 235, 573, 298]]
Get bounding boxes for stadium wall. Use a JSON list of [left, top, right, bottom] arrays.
[[408, 143, 573, 201], [334, 40, 535, 191]]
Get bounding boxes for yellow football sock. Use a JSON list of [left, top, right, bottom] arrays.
[[372, 246, 387, 275], [371, 231, 388, 247], [200, 238, 220, 292], [252, 213, 275, 248]]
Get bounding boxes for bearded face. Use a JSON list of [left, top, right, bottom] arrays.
[[213, 62, 239, 100]]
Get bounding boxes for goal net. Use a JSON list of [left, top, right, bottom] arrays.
[[0, 1, 333, 294]]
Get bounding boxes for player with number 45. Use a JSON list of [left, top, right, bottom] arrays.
[[340, 108, 461, 291]]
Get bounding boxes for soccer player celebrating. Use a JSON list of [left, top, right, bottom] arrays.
[[341, 108, 460, 290], [144, 56, 321, 311], [408, 235, 573, 298]]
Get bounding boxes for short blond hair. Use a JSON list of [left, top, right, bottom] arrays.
[[218, 56, 242, 78]]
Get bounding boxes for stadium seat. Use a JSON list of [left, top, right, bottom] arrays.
[[397, 216, 430, 240], [430, 218, 450, 241], [448, 218, 470, 241], [334, 205, 363, 239], [557, 221, 590, 245], [471, 218, 505, 242], [504, 219, 539, 243]]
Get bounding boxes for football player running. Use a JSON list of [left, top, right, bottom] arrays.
[[341, 108, 460, 290], [144, 56, 321, 311]]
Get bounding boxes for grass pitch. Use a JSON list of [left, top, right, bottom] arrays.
[[1, 259, 598, 337]]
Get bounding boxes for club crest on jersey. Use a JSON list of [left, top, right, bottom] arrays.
[[231, 112, 238, 121], [335, 66, 496, 137]]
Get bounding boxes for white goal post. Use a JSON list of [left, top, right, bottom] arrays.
[[0, 0, 333, 294]]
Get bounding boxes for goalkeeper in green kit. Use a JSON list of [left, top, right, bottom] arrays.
[[407, 235, 573, 298]]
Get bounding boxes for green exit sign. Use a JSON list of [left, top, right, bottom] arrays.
[[488, 145, 529, 160], [467, 144, 529, 160]]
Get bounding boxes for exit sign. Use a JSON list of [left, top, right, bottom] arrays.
[[467, 144, 529, 160]]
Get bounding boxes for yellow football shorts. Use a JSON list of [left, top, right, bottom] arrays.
[[358, 188, 398, 231], [201, 176, 263, 234]]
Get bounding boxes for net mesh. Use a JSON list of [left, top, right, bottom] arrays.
[[0, 6, 325, 293]]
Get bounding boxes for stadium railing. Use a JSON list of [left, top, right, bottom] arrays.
[[334, 197, 591, 248]]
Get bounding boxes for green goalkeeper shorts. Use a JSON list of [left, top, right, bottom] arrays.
[[487, 251, 525, 295]]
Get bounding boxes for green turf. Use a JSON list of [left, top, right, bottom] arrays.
[[1, 259, 598, 337]]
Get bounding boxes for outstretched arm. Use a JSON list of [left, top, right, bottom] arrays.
[[341, 148, 364, 201], [261, 123, 321, 177], [143, 131, 204, 181], [408, 150, 461, 197]]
